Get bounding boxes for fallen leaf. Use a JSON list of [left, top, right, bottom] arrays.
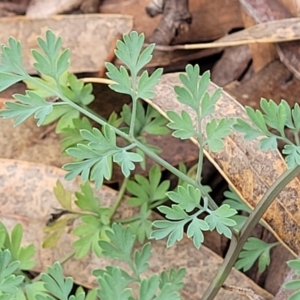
[[153, 18, 300, 50], [0, 14, 132, 74], [239, 0, 300, 80], [0, 159, 273, 299], [148, 73, 300, 257]]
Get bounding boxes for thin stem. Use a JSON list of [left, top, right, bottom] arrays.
[[114, 215, 142, 223], [150, 199, 168, 208], [108, 177, 128, 219], [129, 74, 138, 138], [133, 138, 218, 210], [201, 165, 300, 300], [59, 250, 76, 265], [129, 98, 137, 137], [196, 125, 204, 184], [293, 129, 300, 146], [32, 250, 76, 282]]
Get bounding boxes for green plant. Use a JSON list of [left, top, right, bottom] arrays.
[[1, 29, 300, 299], [223, 187, 280, 273], [1, 223, 184, 299], [283, 258, 300, 300]]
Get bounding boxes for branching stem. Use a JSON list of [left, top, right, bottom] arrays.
[[108, 177, 128, 219], [25, 74, 219, 211], [196, 111, 204, 184]]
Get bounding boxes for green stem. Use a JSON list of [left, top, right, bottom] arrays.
[[32, 250, 76, 282], [129, 97, 137, 137], [114, 215, 142, 223], [129, 74, 138, 138], [201, 165, 300, 300], [59, 250, 76, 265], [108, 177, 128, 219], [293, 129, 300, 146], [196, 114, 204, 184], [150, 199, 168, 208]]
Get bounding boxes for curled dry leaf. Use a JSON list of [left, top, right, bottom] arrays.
[[148, 73, 300, 257], [0, 159, 272, 299]]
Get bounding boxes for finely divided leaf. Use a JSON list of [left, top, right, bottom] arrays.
[[99, 224, 135, 262], [282, 145, 300, 168], [186, 218, 209, 249], [0, 73, 24, 92], [206, 118, 234, 152], [0, 250, 24, 294], [259, 135, 278, 151], [126, 165, 169, 207], [0, 223, 35, 270], [167, 110, 196, 139], [75, 182, 102, 215], [223, 186, 252, 213], [175, 65, 210, 112], [106, 63, 132, 96], [167, 185, 201, 213], [40, 262, 73, 299], [62, 74, 94, 105], [0, 37, 25, 75], [260, 98, 287, 136], [113, 150, 143, 178], [64, 125, 118, 187], [73, 215, 109, 258], [134, 243, 151, 276], [200, 88, 221, 118], [0, 91, 53, 126], [97, 267, 133, 300], [32, 30, 70, 80], [115, 31, 146, 75], [93, 266, 133, 285], [159, 268, 185, 293], [235, 237, 278, 272], [151, 220, 186, 248], [121, 100, 169, 136], [234, 119, 262, 140], [137, 68, 163, 99], [139, 275, 159, 300], [205, 204, 237, 238], [60, 117, 93, 150]]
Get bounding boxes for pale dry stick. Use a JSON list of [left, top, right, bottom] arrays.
[[149, 35, 300, 51], [81, 77, 113, 85], [145, 18, 300, 51]]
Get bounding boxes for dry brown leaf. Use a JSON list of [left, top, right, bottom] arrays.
[[0, 14, 132, 74], [153, 18, 300, 50], [0, 159, 273, 299], [211, 45, 252, 86], [146, 73, 300, 257], [239, 0, 300, 80]]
